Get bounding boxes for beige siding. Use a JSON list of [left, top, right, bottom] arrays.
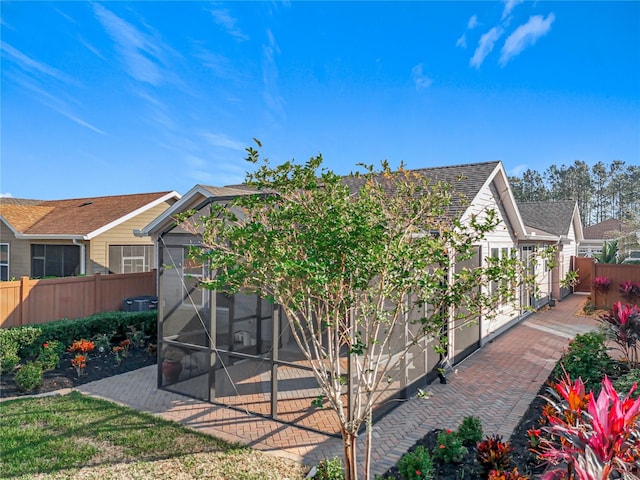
[[89, 201, 175, 274], [0, 223, 30, 279]]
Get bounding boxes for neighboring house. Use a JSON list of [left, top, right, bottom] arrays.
[[517, 200, 584, 302], [0, 191, 180, 280], [580, 218, 640, 260], [140, 161, 580, 434]]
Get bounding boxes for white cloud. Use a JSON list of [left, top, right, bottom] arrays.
[[502, 0, 524, 20], [500, 14, 555, 66], [411, 64, 433, 91], [0, 193, 14, 198], [201, 132, 246, 151], [468, 15, 479, 29], [469, 27, 503, 69], [509, 164, 528, 177], [456, 33, 467, 49], [1, 42, 74, 84], [93, 4, 174, 86], [262, 29, 285, 120], [209, 7, 249, 41]]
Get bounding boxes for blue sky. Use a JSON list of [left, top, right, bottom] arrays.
[[1, 1, 639, 200]]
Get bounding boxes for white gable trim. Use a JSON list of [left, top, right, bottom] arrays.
[[86, 191, 180, 240]]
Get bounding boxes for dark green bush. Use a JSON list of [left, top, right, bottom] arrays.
[[0, 326, 42, 372], [397, 445, 434, 480], [19, 311, 157, 357], [37, 340, 64, 371], [14, 361, 43, 392], [457, 415, 483, 446], [432, 429, 468, 464], [554, 331, 614, 392]]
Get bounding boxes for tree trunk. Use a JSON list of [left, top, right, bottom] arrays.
[[364, 412, 373, 480], [341, 428, 358, 480]]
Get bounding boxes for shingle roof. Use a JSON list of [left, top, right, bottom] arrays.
[[517, 200, 577, 237], [0, 192, 175, 236], [583, 218, 630, 240], [341, 161, 501, 217]]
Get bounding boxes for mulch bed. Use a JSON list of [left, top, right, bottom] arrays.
[[1, 348, 157, 399]]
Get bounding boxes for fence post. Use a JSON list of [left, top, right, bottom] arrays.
[[94, 273, 102, 314], [20, 276, 32, 327]]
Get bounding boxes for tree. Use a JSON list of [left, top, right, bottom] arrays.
[[509, 169, 548, 202], [180, 142, 546, 480]]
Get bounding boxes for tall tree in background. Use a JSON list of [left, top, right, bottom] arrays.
[[510, 159, 635, 227], [509, 169, 548, 202]]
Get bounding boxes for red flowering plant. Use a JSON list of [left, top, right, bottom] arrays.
[[487, 467, 529, 480], [70, 354, 86, 377], [477, 435, 513, 472], [592, 276, 611, 292], [599, 301, 640, 367], [536, 374, 640, 480], [619, 281, 640, 302], [68, 339, 95, 354]]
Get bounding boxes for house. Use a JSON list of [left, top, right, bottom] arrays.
[[140, 161, 580, 434], [580, 218, 639, 260], [0, 191, 180, 281], [517, 200, 584, 301]]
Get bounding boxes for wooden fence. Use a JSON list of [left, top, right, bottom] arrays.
[[0, 271, 157, 328], [588, 263, 640, 308]]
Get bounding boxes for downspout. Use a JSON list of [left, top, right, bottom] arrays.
[[72, 238, 86, 275]]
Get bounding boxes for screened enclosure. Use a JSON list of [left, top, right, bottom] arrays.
[[156, 200, 470, 435]]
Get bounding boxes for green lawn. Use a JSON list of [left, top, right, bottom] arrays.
[[0, 391, 308, 479]]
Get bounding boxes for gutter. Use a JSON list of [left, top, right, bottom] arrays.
[[72, 239, 86, 275]]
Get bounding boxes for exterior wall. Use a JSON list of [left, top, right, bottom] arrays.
[[89, 201, 175, 275], [0, 222, 30, 279], [462, 181, 520, 341]]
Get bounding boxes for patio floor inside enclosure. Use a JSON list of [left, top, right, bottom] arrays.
[[157, 219, 481, 435]]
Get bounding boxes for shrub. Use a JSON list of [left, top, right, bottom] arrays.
[[457, 415, 483, 446], [592, 276, 611, 291], [19, 311, 156, 357], [37, 340, 64, 371], [0, 326, 42, 365], [314, 457, 344, 480], [432, 429, 468, 464], [397, 445, 434, 480], [613, 368, 640, 399], [598, 301, 640, 367], [14, 361, 43, 392], [554, 331, 614, 392], [1, 351, 20, 374], [476, 435, 513, 471]]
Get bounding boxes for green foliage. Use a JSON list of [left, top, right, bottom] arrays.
[[14, 361, 43, 392], [0, 326, 41, 372], [594, 240, 620, 264], [397, 445, 434, 480], [613, 368, 640, 399], [36, 340, 64, 371], [432, 429, 468, 464], [554, 331, 614, 391], [93, 332, 114, 355], [16, 311, 156, 358], [314, 457, 345, 480], [457, 416, 484, 446]]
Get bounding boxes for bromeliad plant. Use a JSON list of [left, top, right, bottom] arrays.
[[535, 374, 640, 480], [619, 281, 640, 303], [70, 354, 86, 377], [68, 339, 95, 355], [599, 302, 640, 368]]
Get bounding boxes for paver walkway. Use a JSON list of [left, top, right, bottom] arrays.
[[75, 293, 597, 477]]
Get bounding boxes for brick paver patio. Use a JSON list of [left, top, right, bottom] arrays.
[[72, 293, 597, 477]]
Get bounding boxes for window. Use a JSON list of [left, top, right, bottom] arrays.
[[0, 244, 8, 281], [109, 245, 153, 274], [31, 244, 80, 278], [488, 246, 517, 301]]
